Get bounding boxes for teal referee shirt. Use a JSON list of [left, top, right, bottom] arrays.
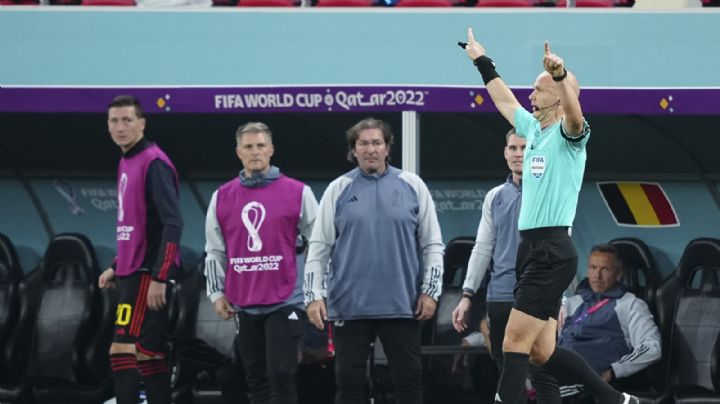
[[513, 107, 591, 231]]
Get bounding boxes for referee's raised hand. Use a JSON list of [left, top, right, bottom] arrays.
[[465, 27, 487, 61], [543, 41, 565, 78]]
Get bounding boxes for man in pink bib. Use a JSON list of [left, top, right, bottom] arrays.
[[204, 122, 318, 404], [99, 95, 183, 404]]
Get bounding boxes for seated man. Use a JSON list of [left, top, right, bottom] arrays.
[[555, 244, 661, 400]]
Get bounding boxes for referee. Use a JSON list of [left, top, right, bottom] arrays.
[[461, 29, 638, 404]]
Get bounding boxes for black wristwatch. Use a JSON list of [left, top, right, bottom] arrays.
[[461, 288, 474, 300]]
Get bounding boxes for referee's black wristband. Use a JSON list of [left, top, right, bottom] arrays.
[[552, 68, 568, 82], [473, 55, 500, 85]]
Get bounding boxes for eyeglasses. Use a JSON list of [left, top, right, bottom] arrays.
[[356, 140, 385, 149]]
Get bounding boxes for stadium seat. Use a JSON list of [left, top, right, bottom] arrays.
[[556, 0, 614, 6], [606, 237, 665, 398], [476, 0, 533, 6], [237, 0, 294, 6], [0, 0, 40, 4], [0, 234, 32, 403], [664, 238, 720, 403], [608, 237, 661, 315], [81, 0, 135, 5], [395, 0, 453, 6], [0, 276, 39, 403], [424, 236, 491, 404], [171, 258, 241, 403], [657, 239, 720, 347], [316, 0, 373, 6], [441, 236, 476, 287], [639, 238, 720, 403], [29, 233, 114, 404], [0, 233, 22, 365]]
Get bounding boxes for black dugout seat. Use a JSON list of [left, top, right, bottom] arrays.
[[424, 236, 491, 404], [0, 232, 22, 329], [608, 237, 661, 315], [601, 237, 664, 400], [29, 233, 114, 403], [171, 257, 242, 404], [431, 236, 487, 347], [0, 233, 22, 376], [665, 238, 720, 403], [0, 233, 32, 403]]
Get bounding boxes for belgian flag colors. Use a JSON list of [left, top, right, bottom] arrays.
[[597, 182, 679, 227]]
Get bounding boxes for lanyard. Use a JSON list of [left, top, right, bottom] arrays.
[[572, 298, 610, 325], [327, 323, 335, 358]]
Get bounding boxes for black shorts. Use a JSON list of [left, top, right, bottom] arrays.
[[113, 271, 170, 356], [513, 227, 577, 321]]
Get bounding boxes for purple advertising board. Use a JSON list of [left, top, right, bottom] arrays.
[[1, 86, 718, 115]]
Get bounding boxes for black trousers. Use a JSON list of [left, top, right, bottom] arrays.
[[487, 301, 514, 368], [333, 318, 423, 404], [236, 306, 305, 404]]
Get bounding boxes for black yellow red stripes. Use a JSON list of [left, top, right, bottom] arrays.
[[597, 182, 678, 227]]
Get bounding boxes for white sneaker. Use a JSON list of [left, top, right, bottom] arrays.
[[621, 392, 639, 404]]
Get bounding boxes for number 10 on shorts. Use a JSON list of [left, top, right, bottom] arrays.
[[116, 303, 132, 326]]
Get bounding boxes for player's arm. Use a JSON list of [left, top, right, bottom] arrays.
[[147, 160, 183, 283]]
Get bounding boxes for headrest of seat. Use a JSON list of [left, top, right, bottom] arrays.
[[609, 237, 654, 271], [609, 237, 660, 290], [443, 236, 476, 285], [675, 238, 720, 284], [41, 233, 99, 282], [48, 261, 90, 285], [683, 265, 720, 291], [444, 263, 468, 288]]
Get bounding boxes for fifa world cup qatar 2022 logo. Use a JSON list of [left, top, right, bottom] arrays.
[[242, 201, 266, 252], [117, 173, 128, 221]]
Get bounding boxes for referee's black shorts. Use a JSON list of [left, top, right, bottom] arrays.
[[513, 226, 577, 321]]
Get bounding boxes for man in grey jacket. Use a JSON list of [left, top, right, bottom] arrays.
[[452, 127, 524, 367], [556, 244, 661, 398], [303, 117, 444, 404]]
